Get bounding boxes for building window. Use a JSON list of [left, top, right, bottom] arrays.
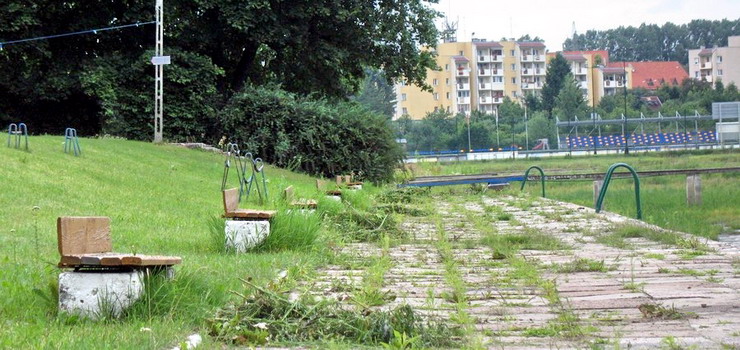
[[433, 93, 439, 100], [446, 92, 450, 99], [446, 106, 451, 112], [446, 78, 450, 85], [695, 71, 699, 78], [694, 58, 699, 65], [434, 106, 439, 112], [510, 49, 515, 56], [511, 64, 516, 71], [401, 93, 407, 101], [402, 107, 408, 115], [445, 64, 449, 71], [459, 50, 464, 56], [512, 91, 517, 98], [511, 77, 516, 84], [433, 79, 438, 86], [717, 56, 723, 63], [718, 69, 723, 76]]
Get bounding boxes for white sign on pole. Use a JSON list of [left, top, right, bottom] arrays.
[[151, 55, 171, 65]]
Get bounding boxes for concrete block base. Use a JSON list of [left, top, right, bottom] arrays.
[[58, 271, 143, 319], [348, 184, 363, 190], [326, 195, 341, 201], [225, 220, 270, 253]]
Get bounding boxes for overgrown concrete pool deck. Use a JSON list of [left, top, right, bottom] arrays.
[[302, 194, 740, 349]]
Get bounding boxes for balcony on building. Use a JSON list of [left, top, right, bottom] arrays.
[[457, 96, 471, 104], [457, 82, 471, 90], [579, 81, 589, 89], [479, 82, 491, 90], [491, 82, 505, 91], [701, 75, 713, 83], [521, 67, 533, 76], [575, 67, 588, 75], [478, 67, 492, 77], [701, 62, 712, 70], [492, 68, 503, 76]]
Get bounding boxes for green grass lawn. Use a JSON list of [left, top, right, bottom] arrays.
[[0, 136, 351, 348], [410, 150, 740, 239]]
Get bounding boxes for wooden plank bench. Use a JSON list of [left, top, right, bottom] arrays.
[[284, 185, 318, 209], [222, 188, 276, 219], [57, 216, 182, 269], [336, 174, 363, 187], [317, 179, 342, 196]]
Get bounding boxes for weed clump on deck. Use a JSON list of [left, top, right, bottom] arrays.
[[638, 303, 697, 320], [597, 224, 712, 252], [319, 191, 404, 242], [551, 258, 612, 273], [208, 279, 458, 347], [481, 229, 569, 259]]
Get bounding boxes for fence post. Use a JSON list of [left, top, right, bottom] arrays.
[[593, 180, 604, 209], [686, 175, 702, 206]]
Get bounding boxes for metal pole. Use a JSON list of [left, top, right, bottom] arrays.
[[153, 0, 164, 143], [466, 114, 471, 151], [524, 104, 529, 150]]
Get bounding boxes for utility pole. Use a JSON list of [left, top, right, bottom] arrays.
[[153, 0, 164, 143]]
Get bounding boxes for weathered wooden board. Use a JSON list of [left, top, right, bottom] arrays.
[[59, 253, 181, 268], [222, 188, 240, 213], [224, 209, 277, 219], [291, 199, 318, 209], [57, 216, 113, 256]]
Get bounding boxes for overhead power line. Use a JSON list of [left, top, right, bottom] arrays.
[[0, 21, 157, 50]]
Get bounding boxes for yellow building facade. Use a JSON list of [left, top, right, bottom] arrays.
[[396, 43, 637, 120], [395, 39, 547, 120]]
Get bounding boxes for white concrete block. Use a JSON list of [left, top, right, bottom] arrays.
[[58, 271, 143, 319], [326, 195, 341, 201], [348, 184, 362, 190], [225, 220, 270, 253]]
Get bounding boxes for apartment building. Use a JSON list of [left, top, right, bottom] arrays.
[[394, 39, 547, 120], [551, 50, 612, 107], [688, 36, 740, 87]]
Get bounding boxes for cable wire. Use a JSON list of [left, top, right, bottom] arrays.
[[0, 21, 156, 49]]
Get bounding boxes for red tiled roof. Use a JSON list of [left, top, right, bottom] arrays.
[[452, 55, 469, 62], [562, 54, 587, 61], [475, 42, 503, 48], [698, 48, 713, 56], [601, 67, 625, 74], [614, 61, 688, 90], [517, 41, 545, 48]]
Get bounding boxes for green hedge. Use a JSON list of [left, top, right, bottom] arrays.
[[221, 86, 402, 183]]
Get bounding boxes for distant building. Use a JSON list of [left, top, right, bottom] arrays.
[[688, 36, 740, 87], [394, 39, 548, 120], [614, 61, 687, 90]]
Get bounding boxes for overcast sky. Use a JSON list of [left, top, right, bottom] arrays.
[[432, 0, 740, 51]]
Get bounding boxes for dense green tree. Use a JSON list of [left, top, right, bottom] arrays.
[[541, 53, 571, 118], [352, 69, 395, 118], [554, 74, 588, 119], [0, 0, 441, 137], [523, 92, 542, 112], [563, 19, 740, 64], [498, 97, 524, 125]]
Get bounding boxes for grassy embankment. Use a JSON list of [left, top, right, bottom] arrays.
[[409, 150, 740, 239], [0, 135, 381, 348]]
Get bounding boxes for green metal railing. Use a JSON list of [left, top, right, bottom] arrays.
[[520, 166, 546, 197], [595, 163, 642, 219]]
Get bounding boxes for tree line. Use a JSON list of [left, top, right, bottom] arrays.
[[0, 1, 441, 182], [563, 19, 740, 65]]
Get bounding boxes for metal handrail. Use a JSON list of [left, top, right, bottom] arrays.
[[595, 163, 642, 219], [520, 166, 546, 197], [64, 128, 81, 156]]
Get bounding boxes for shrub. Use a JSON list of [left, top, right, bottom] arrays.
[[221, 86, 403, 182]]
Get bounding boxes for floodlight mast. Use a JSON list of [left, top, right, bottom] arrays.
[[153, 0, 164, 143]]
